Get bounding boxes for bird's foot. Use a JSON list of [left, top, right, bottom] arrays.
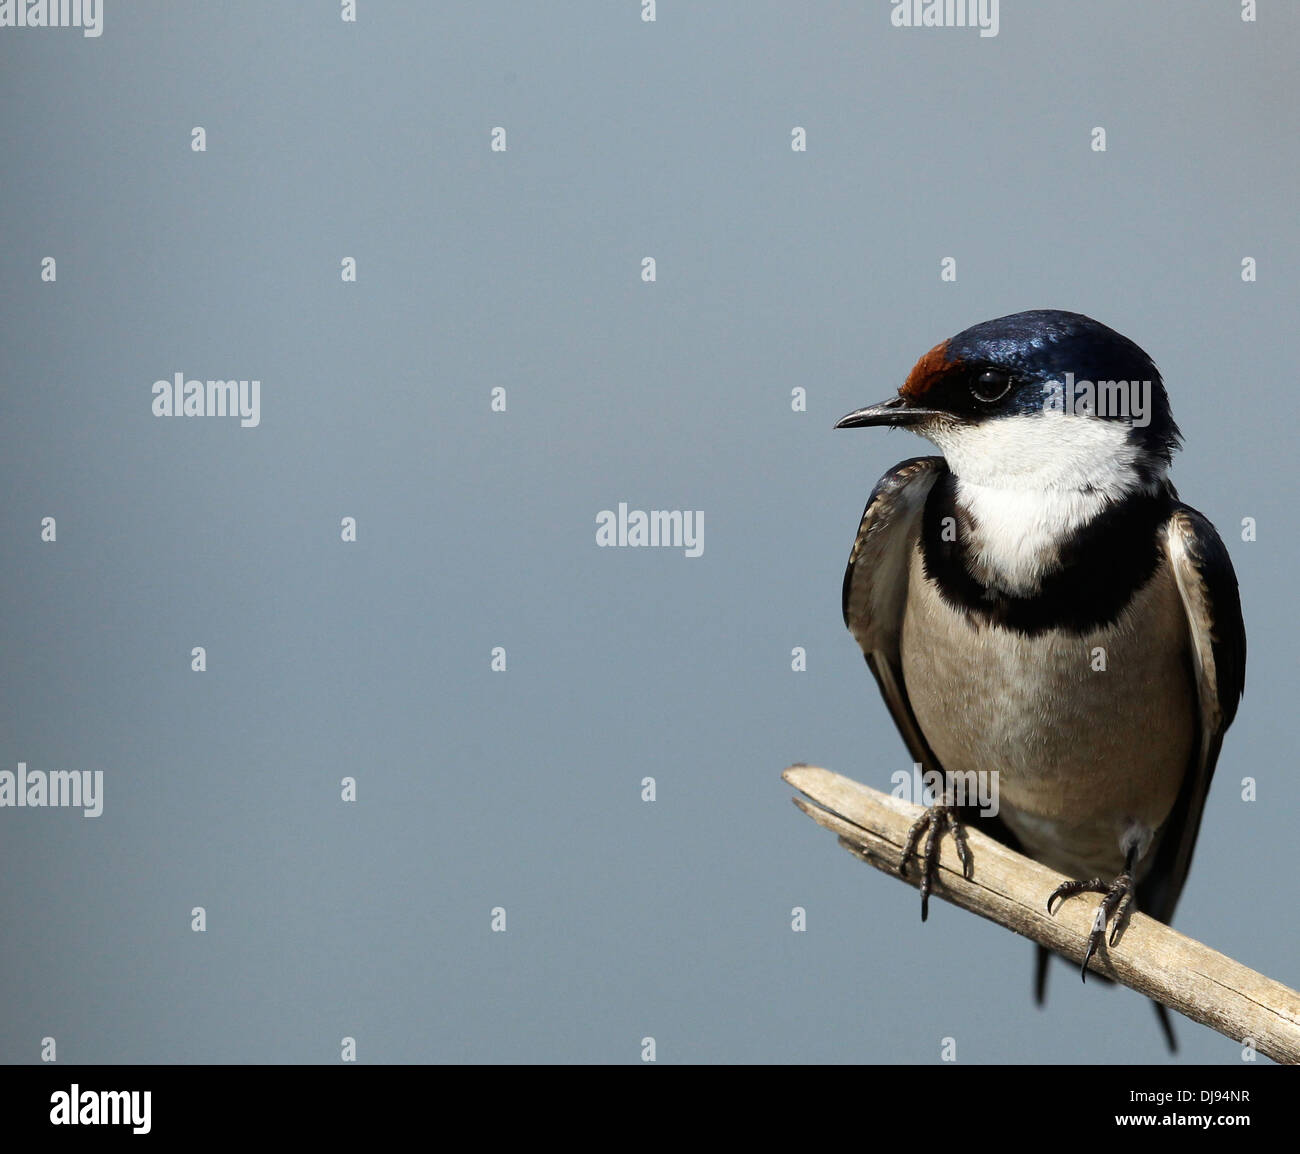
[[1047, 872, 1135, 981], [900, 802, 972, 921]]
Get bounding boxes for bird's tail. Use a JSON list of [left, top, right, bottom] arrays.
[[1033, 945, 1177, 1052]]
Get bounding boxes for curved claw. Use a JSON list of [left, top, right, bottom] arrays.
[[899, 803, 970, 921], [1047, 873, 1135, 981], [1080, 938, 1100, 980]]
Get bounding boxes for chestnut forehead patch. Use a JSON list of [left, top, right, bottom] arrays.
[[902, 339, 962, 397]]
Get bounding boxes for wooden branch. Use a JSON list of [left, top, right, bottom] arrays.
[[784, 763, 1300, 1064]]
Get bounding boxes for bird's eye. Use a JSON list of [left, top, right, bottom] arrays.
[[970, 369, 1012, 404]]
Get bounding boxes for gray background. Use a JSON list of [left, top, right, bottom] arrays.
[[1, 1, 1296, 1064]]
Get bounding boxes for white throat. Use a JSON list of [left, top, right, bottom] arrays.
[[921, 413, 1158, 594]]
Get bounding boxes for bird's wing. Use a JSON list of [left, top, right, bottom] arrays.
[[1139, 505, 1247, 924], [842, 456, 948, 773]]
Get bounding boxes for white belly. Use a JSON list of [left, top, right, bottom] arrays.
[[900, 544, 1196, 879]]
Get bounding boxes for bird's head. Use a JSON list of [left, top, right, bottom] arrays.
[[837, 310, 1181, 496]]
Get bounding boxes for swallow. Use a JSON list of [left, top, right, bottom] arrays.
[[837, 309, 1246, 1048]]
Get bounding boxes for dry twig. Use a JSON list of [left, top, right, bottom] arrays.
[[784, 763, 1300, 1064]]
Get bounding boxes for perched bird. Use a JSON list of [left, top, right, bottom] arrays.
[[837, 310, 1245, 1047]]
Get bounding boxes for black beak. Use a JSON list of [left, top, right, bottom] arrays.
[[834, 395, 940, 429]]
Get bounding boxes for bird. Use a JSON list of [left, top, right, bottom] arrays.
[[836, 309, 1246, 1048]]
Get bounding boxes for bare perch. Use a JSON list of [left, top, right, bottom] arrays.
[[784, 764, 1300, 1064]]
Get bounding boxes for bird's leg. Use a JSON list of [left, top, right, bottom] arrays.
[[899, 780, 973, 922], [1046, 844, 1139, 981]]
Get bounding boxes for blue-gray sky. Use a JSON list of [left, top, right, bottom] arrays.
[[1, 1, 1296, 1063]]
